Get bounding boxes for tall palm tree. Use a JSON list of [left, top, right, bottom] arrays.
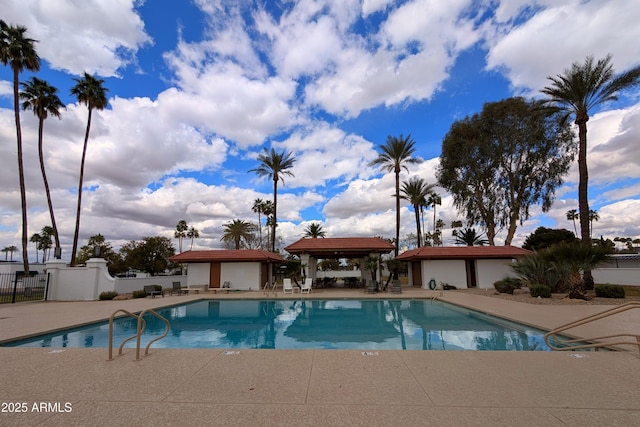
[[3, 245, 18, 261], [174, 220, 188, 252], [261, 200, 274, 250], [369, 134, 422, 258], [20, 77, 64, 257], [39, 225, 53, 262], [399, 177, 434, 247], [187, 226, 200, 250], [221, 219, 255, 250], [588, 209, 600, 239], [69, 72, 108, 265], [542, 55, 640, 243], [249, 148, 296, 252], [542, 55, 640, 287], [252, 198, 265, 249], [29, 233, 41, 263], [566, 209, 579, 236], [426, 191, 441, 236], [304, 222, 326, 238], [1, 20, 40, 273]]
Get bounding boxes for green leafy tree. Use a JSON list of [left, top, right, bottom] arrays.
[[400, 177, 434, 247], [249, 148, 296, 252], [369, 134, 422, 261], [174, 220, 188, 252], [304, 222, 326, 238], [1, 20, 40, 273], [119, 236, 176, 276], [438, 97, 575, 245], [20, 77, 64, 257], [29, 233, 41, 263], [522, 227, 577, 251], [221, 219, 255, 250], [38, 226, 53, 262], [69, 72, 109, 266]]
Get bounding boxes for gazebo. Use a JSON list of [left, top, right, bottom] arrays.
[[284, 237, 395, 284]]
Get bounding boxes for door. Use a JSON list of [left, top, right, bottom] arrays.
[[465, 260, 477, 288], [209, 262, 221, 289], [411, 262, 422, 287]]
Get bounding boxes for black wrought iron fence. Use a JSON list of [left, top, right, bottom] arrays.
[[0, 272, 49, 304]]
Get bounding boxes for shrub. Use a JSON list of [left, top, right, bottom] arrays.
[[99, 291, 118, 300], [132, 290, 147, 299], [494, 278, 519, 294], [529, 284, 552, 298], [594, 285, 625, 299]]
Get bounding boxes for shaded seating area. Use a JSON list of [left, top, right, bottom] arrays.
[[301, 278, 312, 294], [283, 278, 296, 294]]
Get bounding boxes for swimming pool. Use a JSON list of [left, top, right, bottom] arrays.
[[3, 299, 555, 351]]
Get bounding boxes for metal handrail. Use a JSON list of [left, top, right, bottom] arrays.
[[544, 301, 640, 353], [108, 308, 170, 361], [136, 309, 170, 360]]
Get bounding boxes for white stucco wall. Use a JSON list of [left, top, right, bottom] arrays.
[[45, 258, 115, 301], [592, 269, 640, 286], [187, 263, 210, 289], [421, 260, 467, 289], [221, 262, 260, 290], [476, 259, 517, 289]]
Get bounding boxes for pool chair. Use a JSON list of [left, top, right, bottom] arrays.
[[170, 281, 188, 296], [301, 278, 312, 294], [283, 278, 295, 294]]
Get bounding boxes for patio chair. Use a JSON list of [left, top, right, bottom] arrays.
[[283, 278, 295, 294], [144, 285, 163, 298], [301, 278, 312, 294], [170, 281, 188, 296]]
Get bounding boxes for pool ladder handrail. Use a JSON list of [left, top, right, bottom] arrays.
[[108, 308, 170, 361], [543, 301, 640, 354]]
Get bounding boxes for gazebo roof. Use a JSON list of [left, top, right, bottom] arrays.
[[170, 249, 284, 263], [284, 237, 395, 258], [397, 246, 531, 260]]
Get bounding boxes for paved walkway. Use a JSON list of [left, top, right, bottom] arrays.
[[1, 288, 639, 426]]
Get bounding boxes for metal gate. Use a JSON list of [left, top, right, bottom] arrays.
[[0, 272, 50, 304]]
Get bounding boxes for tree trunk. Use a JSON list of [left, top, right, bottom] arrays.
[[38, 118, 61, 253], [413, 203, 421, 247], [70, 108, 93, 266], [577, 121, 594, 289], [13, 67, 30, 273], [272, 179, 277, 253]]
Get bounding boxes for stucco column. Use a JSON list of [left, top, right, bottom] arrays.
[[86, 257, 115, 300], [44, 259, 66, 301]]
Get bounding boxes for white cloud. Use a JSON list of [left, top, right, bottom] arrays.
[[2, 0, 152, 76]]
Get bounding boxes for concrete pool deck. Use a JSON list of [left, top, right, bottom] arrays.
[[1, 288, 639, 426]]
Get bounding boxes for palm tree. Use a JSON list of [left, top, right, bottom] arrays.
[[3, 245, 18, 261], [1, 20, 40, 273], [369, 134, 422, 259], [39, 226, 53, 262], [399, 177, 434, 247], [566, 209, 579, 237], [29, 233, 41, 263], [542, 55, 640, 287], [252, 198, 265, 249], [174, 220, 188, 252], [221, 219, 255, 250], [588, 209, 600, 239], [69, 72, 108, 266], [426, 191, 441, 236], [545, 242, 610, 300], [187, 226, 200, 250], [249, 148, 296, 252], [20, 77, 64, 257], [262, 200, 274, 250], [304, 222, 326, 238]]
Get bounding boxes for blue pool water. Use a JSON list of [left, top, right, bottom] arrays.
[[3, 299, 554, 351]]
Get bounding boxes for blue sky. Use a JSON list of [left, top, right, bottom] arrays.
[[1, 0, 640, 261]]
